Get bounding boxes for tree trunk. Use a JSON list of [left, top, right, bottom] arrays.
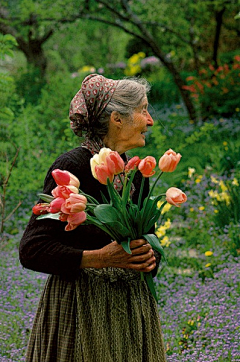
[[139, 36, 197, 121], [16, 32, 50, 76], [164, 60, 197, 121]]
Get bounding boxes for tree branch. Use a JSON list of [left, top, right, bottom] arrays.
[[95, 0, 131, 22], [81, 13, 146, 42]]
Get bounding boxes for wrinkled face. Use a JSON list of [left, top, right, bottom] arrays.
[[120, 97, 154, 152]]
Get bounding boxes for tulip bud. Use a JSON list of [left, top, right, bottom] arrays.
[[106, 151, 125, 175], [61, 194, 87, 214], [90, 148, 113, 180], [49, 197, 65, 213], [51, 185, 79, 199], [138, 156, 156, 177], [52, 169, 80, 188], [159, 149, 181, 172], [125, 156, 141, 173], [32, 203, 50, 215], [166, 187, 187, 207], [95, 164, 114, 185], [52, 169, 70, 186], [65, 211, 87, 231]]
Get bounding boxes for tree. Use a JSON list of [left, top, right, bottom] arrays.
[[0, 0, 239, 120], [0, 2, 53, 75]]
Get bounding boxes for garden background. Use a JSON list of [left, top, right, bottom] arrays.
[[0, 1, 240, 361]]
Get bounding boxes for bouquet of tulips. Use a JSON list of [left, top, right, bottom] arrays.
[[33, 148, 187, 300]]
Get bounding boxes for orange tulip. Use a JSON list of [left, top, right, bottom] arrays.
[[166, 187, 187, 207], [138, 156, 156, 177], [65, 212, 87, 231], [158, 149, 182, 172], [95, 164, 114, 185], [61, 194, 87, 214]]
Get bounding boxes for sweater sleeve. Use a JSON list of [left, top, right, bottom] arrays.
[[19, 148, 111, 278], [19, 155, 83, 278]]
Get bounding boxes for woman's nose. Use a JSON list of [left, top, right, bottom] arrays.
[[146, 111, 154, 126]]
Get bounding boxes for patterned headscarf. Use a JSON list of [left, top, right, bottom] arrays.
[[69, 74, 119, 137]]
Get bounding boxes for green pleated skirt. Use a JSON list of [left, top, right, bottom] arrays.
[[26, 268, 167, 362]]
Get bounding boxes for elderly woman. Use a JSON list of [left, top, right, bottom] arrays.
[[19, 74, 167, 362]]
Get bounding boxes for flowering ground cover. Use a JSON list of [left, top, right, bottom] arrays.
[[0, 238, 239, 361]]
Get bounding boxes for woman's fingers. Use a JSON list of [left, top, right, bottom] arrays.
[[99, 239, 156, 272], [130, 239, 148, 249]]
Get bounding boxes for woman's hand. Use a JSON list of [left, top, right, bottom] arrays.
[[80, 239, 156, 273]]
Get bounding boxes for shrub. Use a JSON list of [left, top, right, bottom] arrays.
[[183, 55, 240, 119]]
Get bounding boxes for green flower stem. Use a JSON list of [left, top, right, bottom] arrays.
[[121, 170, 138, 239], [79, 190, 99, 205], [117, 174, 124, 187], [138, 176, 145, 209], [141, 171, 163, 217]]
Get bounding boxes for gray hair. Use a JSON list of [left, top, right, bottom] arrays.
[[91, 77, 151, 140]]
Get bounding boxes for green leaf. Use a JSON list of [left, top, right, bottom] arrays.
[[106, 178, 121, 209], [143, 211, 161, 234], [143, 234, 167, 261], [107, 221, 130, 238], [121, 238, 132, 254], [94, 205, 130, 237], [141, 195, 163, 231], [37, 213, 60, 220], [144, 272, 158, 302], [38, 193, 55, 202], [94, 204, 121, 223]]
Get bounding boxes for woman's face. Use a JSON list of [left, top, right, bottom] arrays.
[[119, 97, 154, 153]]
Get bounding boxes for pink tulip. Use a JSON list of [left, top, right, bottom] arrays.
[[32, 203, 50, 215], [52, 169, 80, 188], [125, 156, 141, 173], [106, 151, 125, 175], [51, 185, 79, 199], [158, 149, 182, 172], [61, 194, 87, 214], [166, 187, 187, 207], [49, 197, 65, 213], [95, 164, 114, 185], [138, 156, 156, 177], [65, 211, 87, 231]]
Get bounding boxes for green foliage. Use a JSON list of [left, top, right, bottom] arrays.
[[0, 34, 17, 59], [0, 34, 18, 181], [0, 34, 22, 234], [15, 66, 46, 104]]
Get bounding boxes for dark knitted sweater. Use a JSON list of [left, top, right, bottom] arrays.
[[19, 147, 159, 279]]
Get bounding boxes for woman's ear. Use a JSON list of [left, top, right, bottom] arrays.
[[110, 111, 123, 128]]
